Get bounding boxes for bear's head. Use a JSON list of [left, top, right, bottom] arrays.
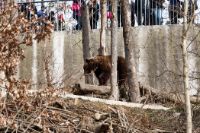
[[83, 58, 99, 74]]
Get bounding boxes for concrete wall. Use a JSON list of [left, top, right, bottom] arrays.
[[18, 25, 200, 95]]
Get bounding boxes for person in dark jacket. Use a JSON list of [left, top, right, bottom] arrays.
[[149, 0, 165, 25], [130, 0, 135, 26], [89, 0, 99, 29], [168, 0, 183, 24], [188, 0, 198, 23], [135, 0, 146, 25], [117, 1, 123, 27]]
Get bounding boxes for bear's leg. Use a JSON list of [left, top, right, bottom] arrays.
[[118, 77, 130, 101], [98, 73, 110, 86]]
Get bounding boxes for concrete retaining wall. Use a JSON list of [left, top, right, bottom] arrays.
[[18, 25, 200, 95]]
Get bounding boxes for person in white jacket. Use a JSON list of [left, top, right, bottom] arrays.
[[64, 5, 77, 31]]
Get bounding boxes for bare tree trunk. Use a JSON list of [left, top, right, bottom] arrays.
[[121, 0, 140, 102], [44, 56, 52, 88], [99, 0, 107, 55], [81, 2, 94, 84], [182, 0, 192, 132], [109, 0, 119, 100]]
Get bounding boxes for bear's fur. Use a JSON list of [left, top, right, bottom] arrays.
[[83, 55, 127, 87]]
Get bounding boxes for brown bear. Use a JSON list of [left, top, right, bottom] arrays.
[[83, 55, 128, 88]]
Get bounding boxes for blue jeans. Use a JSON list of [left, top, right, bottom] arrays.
[[152, 8, 163, 25]]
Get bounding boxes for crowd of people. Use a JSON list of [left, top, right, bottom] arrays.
[[17, 0, 199, 31], [120, 0, 199, 26]]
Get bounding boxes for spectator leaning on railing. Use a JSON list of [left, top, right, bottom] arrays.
[[89, 0, 99, 29], [188, 0, 198, 23], [48, 11, 55, 24], [168, 0, 198, 24], [149, 0, 165, 25], [72, 0, 81, 30], [57, 9, 65, 30], [130, 0, 135, 26], [168, 0, 184, 24], [107, 0, 112, 27], [37, 6, 46, 18], [64, 4, 77, 31], [135, 0, 147, 25]]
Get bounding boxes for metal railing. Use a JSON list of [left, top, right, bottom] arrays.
[[15, 0, 200, 31], [119, 0, 200, 26]]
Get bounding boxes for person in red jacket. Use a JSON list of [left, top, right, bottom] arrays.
[[57, 10, 65, 30], [72, 0, 81, 30]]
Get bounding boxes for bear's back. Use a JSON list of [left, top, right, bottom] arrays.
[[95, 55, 112, 72]]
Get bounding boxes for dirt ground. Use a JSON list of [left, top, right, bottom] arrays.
[[1, 93, 200, 133]]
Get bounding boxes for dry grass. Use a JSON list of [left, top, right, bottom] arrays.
[[0, 89, 200, 133]]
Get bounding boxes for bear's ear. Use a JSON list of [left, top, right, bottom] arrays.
[[86, 58, 95, 64], [85, 59, 90, 63]]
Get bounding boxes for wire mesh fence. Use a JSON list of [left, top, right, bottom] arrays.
[[14, 0, 200, 32]]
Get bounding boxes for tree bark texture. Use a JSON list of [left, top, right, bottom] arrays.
[[182, 0, 192, 132], [109, 0, 119, 100], [81, 3, 94, 84], [121, 0, 140, 102], [99, 0, 107, 55]]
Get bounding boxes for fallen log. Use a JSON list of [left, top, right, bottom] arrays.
[[73, 81, 200, 104], [73, 81, 110, 95], [59, 93, 170, 110], [139, 83, 200, 104]]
